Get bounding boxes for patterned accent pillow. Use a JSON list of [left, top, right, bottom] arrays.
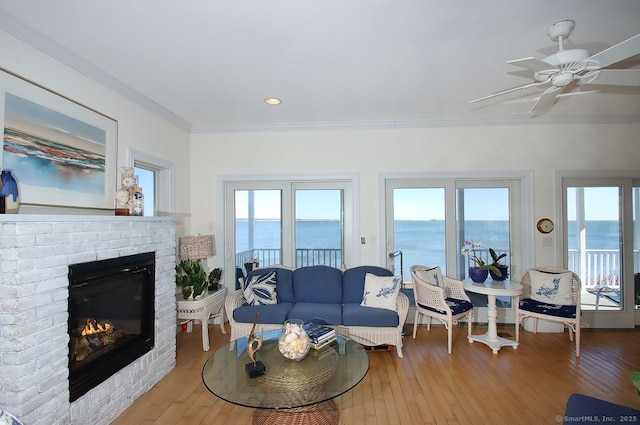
[[415, 266, 444, 287], [360, 273, 402, 311], [529, 270, 574, 306], [242, 271, 278, 306]]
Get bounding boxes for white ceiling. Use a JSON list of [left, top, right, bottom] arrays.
[[1, 0, 639, 133]]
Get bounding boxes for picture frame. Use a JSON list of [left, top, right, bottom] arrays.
[[0, 70, 117, 211]]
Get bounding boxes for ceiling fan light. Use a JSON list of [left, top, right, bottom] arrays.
[[264, 98, 281, 105]]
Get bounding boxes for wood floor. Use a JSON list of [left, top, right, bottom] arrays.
[[111, 324, 640, 425]]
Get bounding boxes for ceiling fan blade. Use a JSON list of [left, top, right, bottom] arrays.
[[588, 34, 640, 68], [470, 81, 549, 104], [582, 69, 640, 86], [530, 86, 565, 114], [507, 57, 555, 72]]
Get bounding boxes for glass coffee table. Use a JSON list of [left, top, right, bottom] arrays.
[[202, 330, 369, 425]]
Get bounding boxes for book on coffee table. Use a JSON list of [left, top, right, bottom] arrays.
[[303, 322, 336, 344]]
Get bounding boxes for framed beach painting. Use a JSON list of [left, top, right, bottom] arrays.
[[0, 70, 117, 211]]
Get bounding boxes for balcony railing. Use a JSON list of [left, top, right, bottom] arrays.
[[236, 248, 342, 270], [568, 249, 623, 289]]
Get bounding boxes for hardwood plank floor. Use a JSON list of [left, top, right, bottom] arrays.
[[111, 324, 640, 424]]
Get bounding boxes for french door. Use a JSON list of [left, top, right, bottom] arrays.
[[224, 179, 355, 287], [561, 177, 638, 328]]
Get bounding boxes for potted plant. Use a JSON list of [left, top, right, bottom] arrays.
[[208, 268, 222, 291], [461, 241, 501, 283], [488, 248, 509, 281], [176, 259, 209, 300]]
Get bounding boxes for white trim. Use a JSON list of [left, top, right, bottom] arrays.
[[128, 148, 175, 215]]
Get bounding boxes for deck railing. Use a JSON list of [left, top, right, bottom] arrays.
[[568, 249, 624, 289], [236, 248, 342, 271]]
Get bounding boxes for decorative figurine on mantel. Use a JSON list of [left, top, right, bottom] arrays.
[[245, 313, 265, 378], [115, 167, 143, 216]]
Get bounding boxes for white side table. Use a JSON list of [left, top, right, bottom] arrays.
[[463, 279, 523, 354], [176, 288, 227, 351]]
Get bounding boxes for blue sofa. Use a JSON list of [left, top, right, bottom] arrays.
[[225, 265, 409, 358]]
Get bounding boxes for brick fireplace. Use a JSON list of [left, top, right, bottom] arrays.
[[0, 216, 177, 424]]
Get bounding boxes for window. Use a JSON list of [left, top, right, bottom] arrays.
[[561, 176, 638, 328], [224, 178, 356, 286], [385, 174, 528, 318], [129, 149, 174, 216]]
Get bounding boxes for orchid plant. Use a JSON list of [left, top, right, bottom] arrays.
[[460, 240, 502, 276]]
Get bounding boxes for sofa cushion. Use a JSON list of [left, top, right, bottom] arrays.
[[360, 273, 401, 311], [343, 265, 393, 304], [342, 303, 399, 327], [287, 302, 342, 325], [233, 303, 294, 324], [293, 265, 343, 303], [242, 270, 278, 305], [244, 267, 295, 303]]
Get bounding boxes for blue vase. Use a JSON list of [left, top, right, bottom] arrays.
[[469, 267, 488, 283], [490, 265, 509, 281], [0, 171, 19, 214]]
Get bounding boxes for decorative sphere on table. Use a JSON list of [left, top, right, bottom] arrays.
[[278, 319, 310, 361]]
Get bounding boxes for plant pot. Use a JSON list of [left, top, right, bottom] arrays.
[[490, 265, 509, 281], [469, 267, 488, 283]]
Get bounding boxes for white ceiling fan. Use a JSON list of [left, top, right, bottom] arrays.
[[471, 20, 640, 114]]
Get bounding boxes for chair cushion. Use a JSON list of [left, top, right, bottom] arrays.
[[519, 298, 577, 318], [415, 266, 444, 287], [242, 270, 278, 305], [287, 302, 342, 325], [343, 265, 393, 303], [529, 269, 574, 305], [418, 298, 473, 315], [360, 274, 401, 311], [233, 303, 294, 323], [343, 303, 399, 327]]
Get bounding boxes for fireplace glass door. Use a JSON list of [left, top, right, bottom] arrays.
[[68, 252, 155, 401]]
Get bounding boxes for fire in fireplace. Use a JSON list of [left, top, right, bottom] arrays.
[[68, 252, 155, 402]]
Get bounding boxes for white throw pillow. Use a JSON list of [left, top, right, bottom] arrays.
[[414, 266, 444, 287], [529, 270, 574, 305], [360, 273, 402, 311], [242, 271, 278, 306]]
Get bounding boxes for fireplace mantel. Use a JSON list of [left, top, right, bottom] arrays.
[[0, 215, 178, 424]]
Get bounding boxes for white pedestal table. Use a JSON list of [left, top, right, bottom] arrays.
[[463, 279, 522, 354]]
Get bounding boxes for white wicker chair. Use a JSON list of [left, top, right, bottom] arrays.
[[410, 265, 473, 354], [515, 267, 581, 357]]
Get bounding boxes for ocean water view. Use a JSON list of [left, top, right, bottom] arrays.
[[236, 219, 622, 280]]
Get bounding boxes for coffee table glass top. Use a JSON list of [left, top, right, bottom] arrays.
[[202, 330, 369, 409]]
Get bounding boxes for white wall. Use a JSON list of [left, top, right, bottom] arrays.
[[0, 30, 191, 220], [189, 123, 640, 273]]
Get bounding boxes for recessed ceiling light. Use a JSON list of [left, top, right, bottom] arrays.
[[264, 98, 281, 105]]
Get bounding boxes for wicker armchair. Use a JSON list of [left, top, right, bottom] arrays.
[[410, 265, 473, 354], [516, 267, 581, 357]]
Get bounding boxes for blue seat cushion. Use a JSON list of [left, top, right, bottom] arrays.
[[293, 265, 343, 303], [418, 298, 473, 315], [519, 298, 577, 318], [342, 265, 393, 304], [233, 303, 293, 324], [342, 303, 399, 327], [287, 302, 343, 325]]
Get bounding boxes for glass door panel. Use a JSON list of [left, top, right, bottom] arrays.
[[391, 188, 446, 281], [456, 187, 511, 307], [235, 189, 282, 271], [566, 187, 622, 311], [633, 184, 639, 309], [294, 189, 343, 268]]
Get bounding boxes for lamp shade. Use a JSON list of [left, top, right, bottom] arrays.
[[0, 171, 19, 201], [179, 235, 215, 260]]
